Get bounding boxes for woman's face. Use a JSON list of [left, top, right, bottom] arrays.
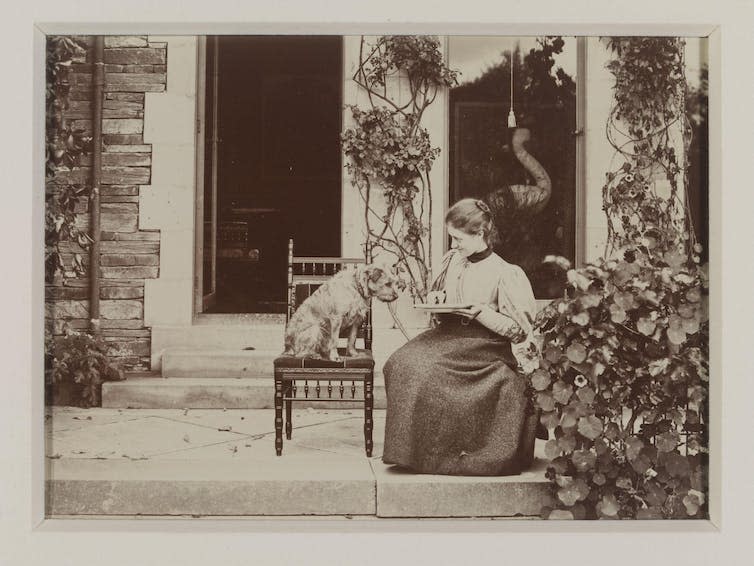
[[447, 225, 486, 258]]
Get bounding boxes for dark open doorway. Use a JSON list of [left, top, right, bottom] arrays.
[[204, 36, 343, 313]]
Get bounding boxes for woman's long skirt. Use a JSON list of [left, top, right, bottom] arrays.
[[382, 318, 537, 476]]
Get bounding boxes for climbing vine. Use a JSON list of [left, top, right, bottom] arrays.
[[529, 38, 709, 519], [45, 36, 92, 283], [341, 36, 458, 299], [602, 37, 695, 259]]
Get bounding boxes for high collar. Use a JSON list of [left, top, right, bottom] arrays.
[[466, 247, 493, 264]]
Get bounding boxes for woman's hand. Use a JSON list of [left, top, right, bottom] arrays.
[[452, 304, 484, 320]]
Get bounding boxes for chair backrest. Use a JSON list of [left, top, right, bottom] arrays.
[[285, 239, 373, 350]]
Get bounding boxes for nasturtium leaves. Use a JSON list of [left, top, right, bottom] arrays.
[[523, 199, 708, 520], [576, 386, 596, 404], [567, 269, 592, 291], [553, 381, 574, 404], [530, 369, 551, 391], [593, 438, 610, 456], [625, 436, 644, 460], [548, 509, 575, 520], [577, 415, 603, 440], [655, 431, 680, 453], [664, 249, 686, 271], [590, 361, 606, 378], [615, 476, 633, 490], [566, 342, 587, 364], [667, 327, 687, 345], [609, 304, 627, 323], [637, 317, 656, 336], [536, 391, 556, 412], [540, 411, 560, 429], [677, 303, 696, 318], [613, 290, 636, 310], [643, 480, 668, 507], [686, 287, 702, 303], [648, 358, 670, 377], [571, 311, 590, 326], [557, 477, 590, 506], [544, 345, 563, 363], [545, 439, 562, 460], [557, 434, 577, 454], [683, 493, 701, 516], [579, 293, 602, 309], [597, 494, 620, 517], [662, 452, 691, 478], [571, 449, 597, 472], [681, 316, 700, 335], [559, 407, 578, 429], [636, 507, 663, 519]]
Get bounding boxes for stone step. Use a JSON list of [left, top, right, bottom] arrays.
[[372, 459, 550, 518], [151, 324, 286, 369], [46, 457, 377, 516], [45, 450, 549, 518], [162, 348, 279, 378], [102, 376, 387, 409], [45, 407, 550, 518]]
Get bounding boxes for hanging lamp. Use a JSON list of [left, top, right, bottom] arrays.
[[507, 44, 518, 128]]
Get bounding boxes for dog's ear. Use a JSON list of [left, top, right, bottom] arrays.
[[358, 265, 371, 295], [366, 265, 386, 283], [358, 265, 384, 295]]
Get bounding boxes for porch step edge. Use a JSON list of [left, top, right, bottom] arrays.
[[162, 348, 280, 378], [102, 377, 387, 409], [46, 458, 376, 516]]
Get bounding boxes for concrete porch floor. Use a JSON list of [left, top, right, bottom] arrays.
[[45, 407, 551, 519]]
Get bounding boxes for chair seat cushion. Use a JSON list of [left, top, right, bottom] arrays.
[[274, 349, 374, 369]]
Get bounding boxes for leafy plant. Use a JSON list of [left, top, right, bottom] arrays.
[[531, 251, 708, 519], [529, 37, 708, 519], [341, 35, 458, 299], [45, 327, 125, 408], [45, 185, 93, 283], [45, 36, 93, 283], [602, 37, 695, 259]]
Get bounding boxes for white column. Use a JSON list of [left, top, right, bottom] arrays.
[[142, 36, 198, 328], [583, 37, 613, 263]]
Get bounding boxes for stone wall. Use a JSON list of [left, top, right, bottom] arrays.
[[45, 35, 167, 370]]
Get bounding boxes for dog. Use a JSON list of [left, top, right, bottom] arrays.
[[282, 263, 402, 361]]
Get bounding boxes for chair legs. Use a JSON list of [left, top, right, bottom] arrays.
[[364, 375, 374, 457], [274, 374, 374, 457], [274, 376, 284, 456], [284, 383, 293, 440]]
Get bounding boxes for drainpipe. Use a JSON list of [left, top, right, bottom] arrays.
[[89, 36, 104, 336]]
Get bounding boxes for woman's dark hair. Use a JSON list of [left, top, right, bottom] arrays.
[[445, 198, 498, 246]]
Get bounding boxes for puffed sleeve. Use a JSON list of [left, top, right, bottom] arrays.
[[475, 264, 536, 342]]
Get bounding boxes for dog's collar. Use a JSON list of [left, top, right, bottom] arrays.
[[354, 269, 369, 299]]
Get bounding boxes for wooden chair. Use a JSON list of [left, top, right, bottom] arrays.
[[273, 239, 375, 456]]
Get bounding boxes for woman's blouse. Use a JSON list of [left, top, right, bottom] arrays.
[[440, 249, 537, 340]]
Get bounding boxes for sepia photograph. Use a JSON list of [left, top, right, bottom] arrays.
[[3, 0, 753, 561], [41, 30, 714, 522]]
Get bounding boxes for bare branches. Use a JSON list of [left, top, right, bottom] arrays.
[[341, 36, 456, 300]]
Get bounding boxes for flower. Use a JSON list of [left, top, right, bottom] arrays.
[[625, 173, 635, 183], [574, 374, 588, 388]]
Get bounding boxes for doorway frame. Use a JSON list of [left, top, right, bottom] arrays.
[[193, 35, 346, 317], [194, 36, 220, 316]]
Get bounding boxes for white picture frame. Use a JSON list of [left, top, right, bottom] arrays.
[[4, 0, 751, 564]]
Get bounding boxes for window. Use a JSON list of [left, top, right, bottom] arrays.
[[448, 37, 579, 298]]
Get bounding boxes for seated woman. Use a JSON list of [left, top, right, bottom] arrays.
[[382, 198, 538, 476]]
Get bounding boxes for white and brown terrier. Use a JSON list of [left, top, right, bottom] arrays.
[[282, 263, 402, 361]]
